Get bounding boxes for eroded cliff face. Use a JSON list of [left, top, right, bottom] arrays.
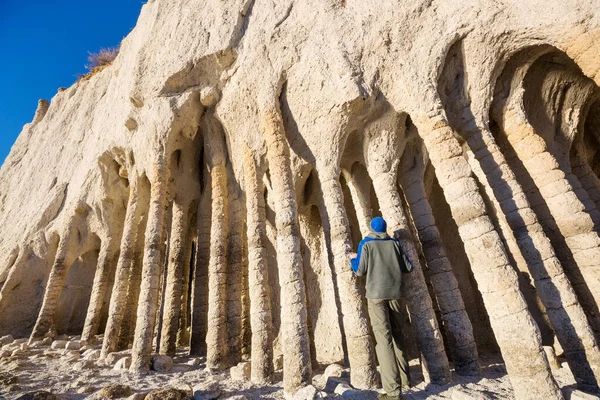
[[1, 0, 600, 398]]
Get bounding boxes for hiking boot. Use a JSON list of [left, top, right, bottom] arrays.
[[377, 393, 404, 400]]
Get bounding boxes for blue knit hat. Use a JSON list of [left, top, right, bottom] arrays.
[[370, 217, 387, 233]]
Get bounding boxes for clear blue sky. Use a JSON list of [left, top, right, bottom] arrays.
[[0, 1, 145, 166]]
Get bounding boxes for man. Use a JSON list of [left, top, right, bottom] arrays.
[[351, 216, 413, 400]]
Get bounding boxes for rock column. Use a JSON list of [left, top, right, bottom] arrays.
[[318, 168, 379, 389], [29, 220, 79, 342], [130, 162, 170, 372], [415, 115, 562, 399], [263, 108, 312, 394], [160, 201, 190, 357], [243, 146, 274, 383], [81, 237, 118, 342], [371, 170, 452, 383], [401, 166, 480, 376]]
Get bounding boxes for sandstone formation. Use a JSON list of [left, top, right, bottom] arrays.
[[1, 0, 600, 399]]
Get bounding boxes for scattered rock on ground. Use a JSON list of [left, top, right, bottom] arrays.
[[324, 364, 345, 380], [152, 354, 173, 372], [65, 340, 82, 350], [293, 384, 318, 400], [230, 362, 251, 381], [126, 393, 149, 400], [105, 351, 130, 366], [193, 380, 221, 400], [84, 349, 102, 360], [50, 340, 67, 350], [95, 384, 133, 399], [15, 391, 59, 400], [0, 335, 14, 346], [145, 387, 189, 400]]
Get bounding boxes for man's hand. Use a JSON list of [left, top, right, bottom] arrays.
[[350, 252, 357, 259]]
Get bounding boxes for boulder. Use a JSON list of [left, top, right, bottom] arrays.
[[84, 349, 102, 360], [152, 354, 173, 372], [96, 384, 133, 399], [105, 351, 130, 366], [0, 334, 14, 346], [15, 391, 59, 400], [65, 340, 82, 350], [50, 340, 67, 350], [323, 364, 345, 380], [293, 385, 318, 400], [145, 387, 189, 400], [230, 362, 251, 381], [193, 380, 221, 400]]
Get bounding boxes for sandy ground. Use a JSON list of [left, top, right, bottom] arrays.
[[0, 337, 589, 400]]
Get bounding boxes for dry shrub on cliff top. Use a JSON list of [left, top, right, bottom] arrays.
[[78, 46, 120, 81]]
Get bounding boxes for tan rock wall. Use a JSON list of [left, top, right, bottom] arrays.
[[1, 0, 600, 397]]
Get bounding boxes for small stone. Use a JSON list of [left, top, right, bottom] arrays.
[[187, 358, 201, 366], [152, 354, 173, 372], [65, 340, 81, 350], [73, 359, 95, 370], [0, 349, 12, 358], [324, 364, 344, 380], [15, 391, 59, 400], [20, 342, 29, 351], [193, 380, 221, 400], [84, 349, 102, 360], [50, 340, 67, 350], [40, 337, 53, 346], [333, 383, 353, 395], [126, 393, 148, 400], [293, 384, 318, 400], [114, 356, 132, 370], [0, 334, 14, 346], [230, 361, 251, 381], [13, 338, 27, 345], [105, 351, 129, 366], [324, 377, 348, 393], [145, 387, 189, 400], [96, 384, 132, 399]]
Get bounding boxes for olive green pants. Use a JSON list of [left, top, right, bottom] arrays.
[[367, 298, 410, 397]]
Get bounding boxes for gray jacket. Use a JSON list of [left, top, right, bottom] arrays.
[[352, 232, 409, 299]]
